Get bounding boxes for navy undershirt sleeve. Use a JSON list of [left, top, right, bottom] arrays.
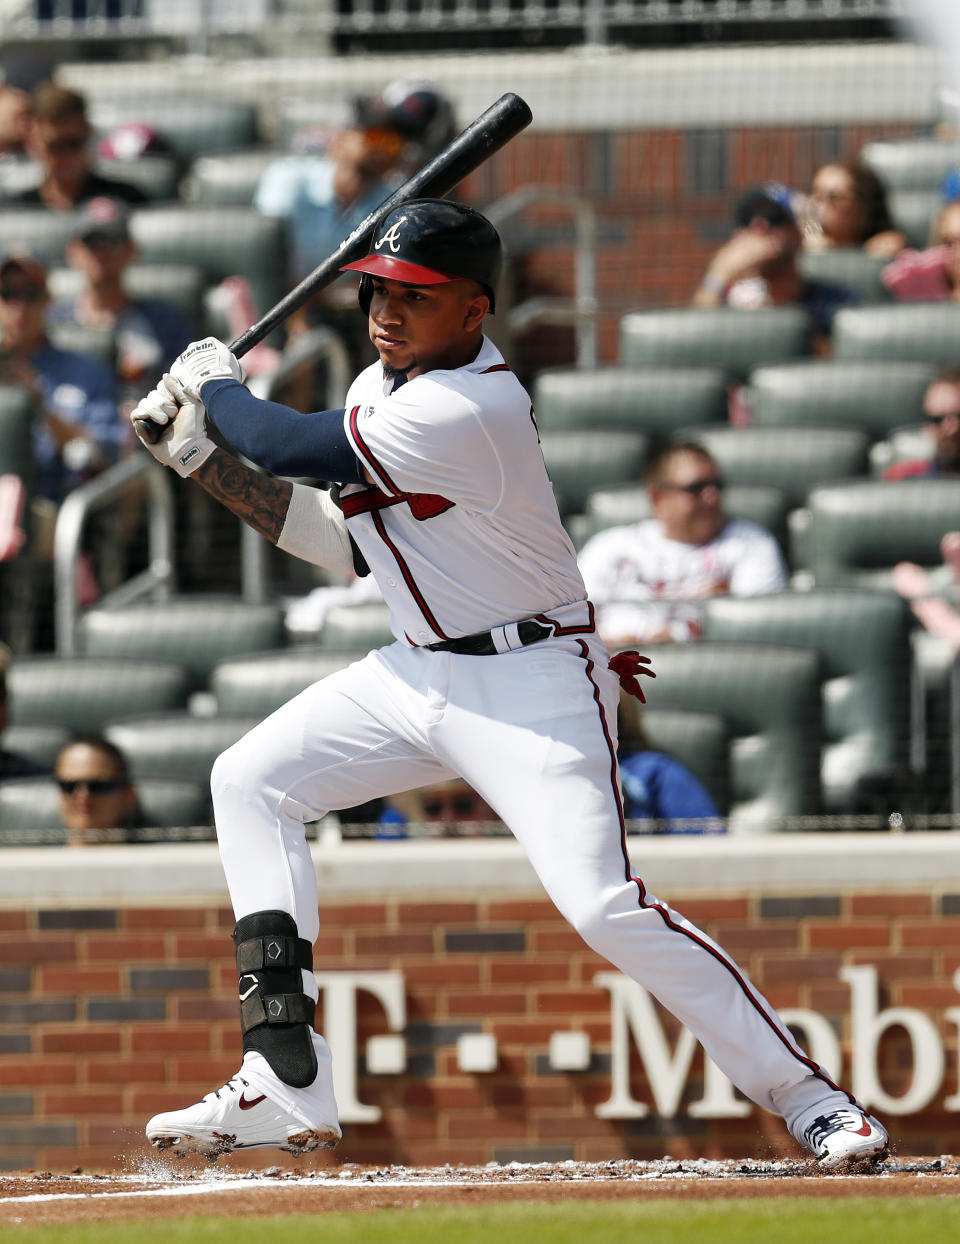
[[201, 379, 367, 483]]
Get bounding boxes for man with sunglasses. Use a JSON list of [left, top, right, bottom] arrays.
[[10, 83, 147, 210], [885, 369, 960, 480], [53, 734, 142, 847], [579, 443, 787, 647]]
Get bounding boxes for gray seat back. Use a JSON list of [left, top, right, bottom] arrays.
[[540, 429, 649, 517], [860, 139, 960, 192], [797, 247, 891, 304], [7, 657, 189, 732], [619, 307, 812, 379], [105, 713, 260, 783], [211, 649, 367, 717], [832, 304, 960, 366]]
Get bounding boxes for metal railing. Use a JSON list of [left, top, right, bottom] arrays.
[[487, 186, 598, 372], [54, 450, 175, 655]]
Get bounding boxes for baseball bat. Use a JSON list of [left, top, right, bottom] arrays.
[[136, 92, 532, 444]]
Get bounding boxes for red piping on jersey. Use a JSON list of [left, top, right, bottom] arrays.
[[575, 639, 856, 1106], [370, 510, 450, 641], [535, 600, 596, 637], [479, 364, 511, 373], [348, 405, 402, 497]]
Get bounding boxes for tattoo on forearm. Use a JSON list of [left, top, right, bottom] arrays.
[[194, 451, 292, 544]]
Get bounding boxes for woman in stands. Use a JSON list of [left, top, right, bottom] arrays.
[[881, 199, 960, 302], [802, 160, 905, 259]]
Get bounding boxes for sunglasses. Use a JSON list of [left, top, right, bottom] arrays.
[[57, 778, 127, 796], [0, 286, 45, 302], [924, 412, 960, 426], [42, 134, 87, 154], [661, 478, 725, 496]]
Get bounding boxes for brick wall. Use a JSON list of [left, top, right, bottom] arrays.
[[2, 881, 959, 1171]]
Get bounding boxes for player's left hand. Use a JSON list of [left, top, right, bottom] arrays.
[[131, 374, 218, 477], [608, 650, 655, 703], [169, 336, 245, 399]]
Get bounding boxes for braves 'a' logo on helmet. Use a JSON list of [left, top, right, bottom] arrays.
[[374, 217, 407, 253]]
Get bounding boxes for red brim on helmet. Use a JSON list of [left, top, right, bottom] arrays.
[[341, 254, 458, 285]]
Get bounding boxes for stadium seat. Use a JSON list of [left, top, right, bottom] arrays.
[[128, 206, 289, 334], [46, 322, 116, 369], [95, 155, 182, 202], [104, 713, 259, 784], [0, 775, 209, 835], [186, 150, 287, 206], [539, 429, 650, 517], [797, 248, 891, 304], [89, 96, 260, 163], [569, 482, 789, 554], [49, 262, 206, 329], [744, 359, 934, 441], [832, 304, 960, 366], [886, 189, 943, 249], [318, 602, 395, 652], [531, 366, 728, 442], [860, 138, 960, 192], [6, 657, 189, 732], [702, 591, 911, 813], [618, 307, 813, 379], [803, 478, 960, 588], [631, 707, 731, 817], [0, 384, 35, 488], [210, 648, 367, 717], [681, 424, 870, 508], [640, 641, 823, 832], [0, 208, 80, 268], [77, 596, 286, 690], [0, 723, 68, 770]]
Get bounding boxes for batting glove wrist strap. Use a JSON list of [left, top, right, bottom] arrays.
[[169, 336, 245, 399]]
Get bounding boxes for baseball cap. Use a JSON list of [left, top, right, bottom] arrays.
[[734, 183, 797, 229], [0, 254, 48, 291], [353, 83, 449, 143], [72, 197, 131, 244]]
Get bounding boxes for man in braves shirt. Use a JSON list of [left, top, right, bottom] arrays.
[[130, 199, 887, 1172], [579, 442, 787, 648]]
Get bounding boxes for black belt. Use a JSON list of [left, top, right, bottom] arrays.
[[426, 619, 553, 656]]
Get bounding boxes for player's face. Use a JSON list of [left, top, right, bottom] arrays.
[[367, 277, 489, 379], [651, 450, 725, 545]]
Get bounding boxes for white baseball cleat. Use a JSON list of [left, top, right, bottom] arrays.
[[145, 1074, 341, 1159], [797, 1108, 889, 1171]]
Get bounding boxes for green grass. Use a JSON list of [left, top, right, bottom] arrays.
[[7, 1198, 960, 1243]]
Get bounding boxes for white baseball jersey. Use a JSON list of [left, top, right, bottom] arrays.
[[579, 517, 788, 642], [341, 334, 586, 644]]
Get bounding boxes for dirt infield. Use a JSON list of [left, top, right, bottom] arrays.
[[1, 1157, 957, 1225]]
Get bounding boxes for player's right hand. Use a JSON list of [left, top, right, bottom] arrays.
[[131, 375, 218, 478], [169, 336, 245, 400]]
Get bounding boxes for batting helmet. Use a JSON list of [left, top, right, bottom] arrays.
[[341, 199, 501, 314]]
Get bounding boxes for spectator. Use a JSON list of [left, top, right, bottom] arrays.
[[881, 200, 960, 302], [893, 531, 960, 652], [54, 733, 142, 846], [0, 254, 123, 512], [617, 693, 722, 832], [49, 197, 194, 415], [377, 777, 497, 838], [11, 83, 148, 210], [0, 56, 51, 163], [578, 443, 788, 648], [884, 368, 960, 480], [693, 184, 858, 351], [802, 160, 905, 259], [0, 642, 47, 779]]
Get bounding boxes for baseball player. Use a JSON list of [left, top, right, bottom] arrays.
[[131, 200, 888, 1171]]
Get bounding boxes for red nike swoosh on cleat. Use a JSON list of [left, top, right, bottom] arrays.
[[239, 1094, 267, 1111], [850, 1121, 873, 1136]]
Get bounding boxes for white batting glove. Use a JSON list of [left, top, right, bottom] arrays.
[[168, 336, 245, 400], [131, 375, 217, 477]]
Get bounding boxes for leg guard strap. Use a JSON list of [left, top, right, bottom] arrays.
[[233, 910, 318, 1089]]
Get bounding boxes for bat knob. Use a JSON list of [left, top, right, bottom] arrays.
[[133, 417, 164, 446]]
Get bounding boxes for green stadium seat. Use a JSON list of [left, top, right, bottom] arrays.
[[104, 713, 259, 784], [540, 429, 649, 517], [744, 360, 935, 441], [0, 208, 80, 268], [682, 424, 870, 508], [632, 707, 731, 817], [7, 657, 189, 732], [0, 775, 209, 836], [128, 206, 289, 333], [318, 602, 395, 652], [886, 189, 943, 249], [0, 723, 68, 770], [702, 591, 911, 813], [860, 138, 960, 192], [832, 304, 960, 366], [210, 649, 367, 717], [186, 150, 287, 206], [78, 596, 286, 690], [95, 155, 181, 202], [797, 248, 891, 304], [619, 307, 812, 379], [641, 641, 823, 831], [569, 482, 789, 555], [89, 96, 260, 163], [803, 478, 960, 589], [532, 366, 728, 442]]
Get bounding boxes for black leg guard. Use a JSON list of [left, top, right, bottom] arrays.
[[233, 910, 319, 1089]]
